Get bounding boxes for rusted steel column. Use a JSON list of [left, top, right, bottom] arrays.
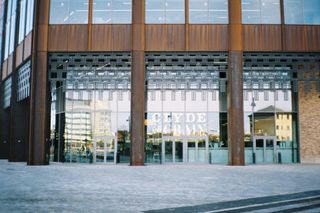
[[130, 0, 145, 165], [228, 0, 244, 165], [28, 0, 50, 165]]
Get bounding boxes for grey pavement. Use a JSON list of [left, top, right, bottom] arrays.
[[0, 160, 320, 212]]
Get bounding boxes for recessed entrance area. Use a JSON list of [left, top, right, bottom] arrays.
[[162, 136, 208, 163], [145, 53, 228, 164], [253, 136, 277, 163], [94, 136, 117, 164]]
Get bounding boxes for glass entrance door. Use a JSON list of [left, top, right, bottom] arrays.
[[253, 137, 277, 163], [162, 137, 183, 163], [187, 138, 208, 163], [94, 136, 117, 164], [162, 137, 208, 163]]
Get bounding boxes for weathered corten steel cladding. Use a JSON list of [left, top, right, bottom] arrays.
[[0, 0, 320, 165]]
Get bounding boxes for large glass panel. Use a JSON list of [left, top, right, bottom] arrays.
[[4, 0, 12, 59], [92, 0, 131, 24], [68, 0, 89, 23], [49, 0, 70, 24], [187, 140, 196, 162], [189, 0, 228, 24], [209, 0, 228, 24], [164, 140, 173, 162], [175, 139, 183, 162], [112, 0, 132, 23], [146, 0, 165, 23], [49, 54, 131, 164], [145, 54, 225, 164], [18, 0, 27, 43], [260, 0, 280, 24], [0, 0, 4, 63], [146, 0, 185, 24], [284, 0, 320, 25], [50, 0, 88, 24], [9, 0, 17, 54], [189, 0, 209, 23], [242, 0, 280, 24], [265, 138, 275, 163], [17, 61, 31, 101], [303, 0, 320, 24], [3, 77, 12, 109], [25, 0, 34, 34]]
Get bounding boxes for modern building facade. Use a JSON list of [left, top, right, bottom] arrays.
[[0, 0, 319, 165]]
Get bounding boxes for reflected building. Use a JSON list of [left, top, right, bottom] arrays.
[[0, 0, 319, 165]]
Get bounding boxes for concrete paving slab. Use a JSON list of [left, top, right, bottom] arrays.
[[0, 161, 319, 212]]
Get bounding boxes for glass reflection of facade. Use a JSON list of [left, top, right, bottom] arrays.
[[4, 0, 18, 59], [145, 53, 228, 164], [49, 53, 131, 164], [92, 0, 132, 24], [242, 0, 281, 24], [18, 0, 34, 43], [284, 0, 320, 25], [0, 0, 4, 63], [189, 0, 228, 24], [243, 54, 298, 164], [145, 0, 185, 24], [50, 0, 89, 24]]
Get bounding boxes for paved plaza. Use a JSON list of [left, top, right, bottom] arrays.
[[0, 161, 320, 212]]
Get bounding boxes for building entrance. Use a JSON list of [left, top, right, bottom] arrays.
[[94, 136, 117, 164], [253, 136, 277, 164], [161, 136, 208, 163]]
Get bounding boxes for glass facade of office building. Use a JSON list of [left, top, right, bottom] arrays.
[[49, 53, 131, 163], [0, 0, 319, 165]]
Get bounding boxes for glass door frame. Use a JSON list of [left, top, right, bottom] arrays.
[[253, 136, 277, 163], [93, 136, 117, 164], [161, 136, 209, 164]]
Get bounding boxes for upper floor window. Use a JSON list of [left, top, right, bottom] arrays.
[[242, 0, 281, 24], [4, 0, 18, 59], [92, 0, 132, 24], [18, 0, 27, 43], [0, 0, 5, 63], [284, 0, 320, 25], [189, 0, 228, 24], [50, 0, 89, 24], [25, 0, 34, 34], [18, 0, 34, 44], [3, 77, 12, 109], [17, 60, 31, 101], [145, 0, 185, 24]]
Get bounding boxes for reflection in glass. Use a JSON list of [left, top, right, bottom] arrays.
[[284, 0, 320, 24], [146, 0, 185, 24], [189, 0, 228, 24], [50, 0, 89, 24], [175, 140, 183, 162], [50, 69, 131, 164], [243, 87, 297, 164], [92, 0, 132, 24], [242, 0, 280, 24]]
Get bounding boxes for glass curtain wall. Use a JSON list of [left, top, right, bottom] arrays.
[[0, 0, 5, 63], [145, 53, 227, 164], [284, 0, 320, 25], [50, 0, 89, 24], [4, 0, 18, 60], [243, 69, 298, 164], [49, 53, 131, 164], [145, 0, 185, 24], [92, 0, 132, 24], [242, 0, 281, 24], [189, 0, 228, 24]]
